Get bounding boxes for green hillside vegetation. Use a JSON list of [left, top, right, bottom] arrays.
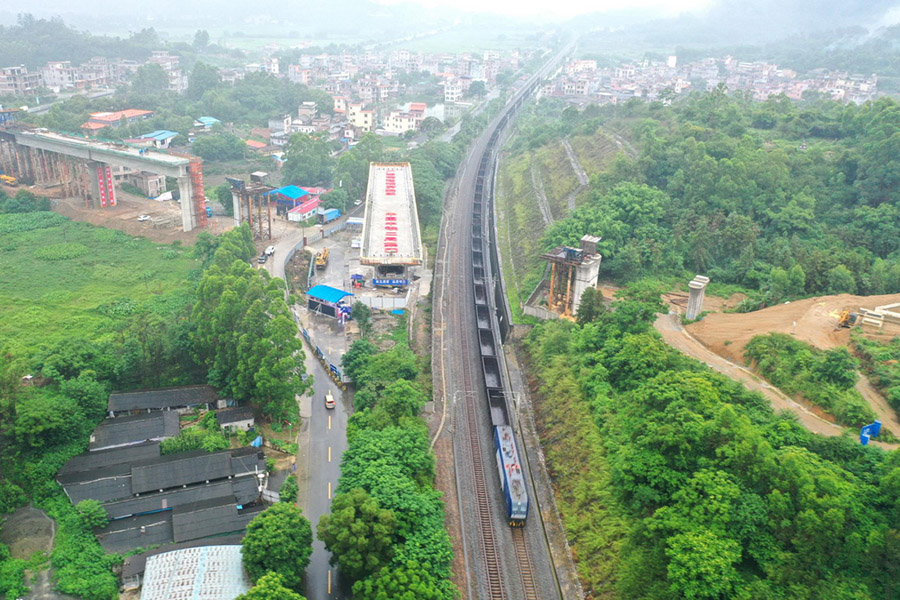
[[498, 91, 900, 317], [854, 332, 900, 413], [744, 333, 876, 427], [526, 288, 900, 599]]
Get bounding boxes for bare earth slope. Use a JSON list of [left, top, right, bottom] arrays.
[[653, 292, 900, 447]]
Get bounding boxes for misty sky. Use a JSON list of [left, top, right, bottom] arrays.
[[381, 0, 712, 18]]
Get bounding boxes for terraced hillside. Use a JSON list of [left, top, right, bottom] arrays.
[[496, 126, 630, 317]]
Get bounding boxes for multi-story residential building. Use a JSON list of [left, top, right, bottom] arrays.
[[443, 78, 463, 103], [287, 65, 312, 85], [0, 65, 41, 97], [40, 61, 80, 92], [347, 103, 375, 133], [81, 57, 116, 88], [147, 51, 179, 71]]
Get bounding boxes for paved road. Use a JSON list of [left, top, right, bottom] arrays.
[[297, 340, 349, 600], [268, 223, 352, 599]]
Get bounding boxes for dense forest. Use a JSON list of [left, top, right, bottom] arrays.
[[527, 288, 900, 599], [507, 90, 900, 309]]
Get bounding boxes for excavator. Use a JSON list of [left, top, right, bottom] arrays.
[[837, 310, 859, 329]]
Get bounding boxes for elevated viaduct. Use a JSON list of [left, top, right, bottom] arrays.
[[0, 127, 207, 231]]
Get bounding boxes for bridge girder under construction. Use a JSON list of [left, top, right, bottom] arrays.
[[0, 127, 207, 232]]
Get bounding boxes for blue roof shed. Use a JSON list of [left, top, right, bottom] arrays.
[[139, 130, 179, 141], [307, 285, 353, 305], [270, 185, 310, 204]]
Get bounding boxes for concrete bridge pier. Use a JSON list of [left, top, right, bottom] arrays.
[[178, 176, 196, 233]]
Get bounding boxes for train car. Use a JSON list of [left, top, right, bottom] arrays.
[[494, 425, 528, 526]]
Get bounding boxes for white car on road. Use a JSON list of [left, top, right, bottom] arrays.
[[137, 214, 151, 222]]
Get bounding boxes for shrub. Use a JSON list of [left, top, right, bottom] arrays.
[[33, 242, 90, 260], [279, 474, 298, 503]]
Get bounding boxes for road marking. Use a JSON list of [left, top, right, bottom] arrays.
[[328, 414, 332, 430], [328, 446, 332, 462], [328, 481, 332, 499], [328, 570, 332, 594]]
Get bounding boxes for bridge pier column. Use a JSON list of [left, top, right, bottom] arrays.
[[178, 176, 195, 232], [87, 160, 103, 209], [232, 189, 242, 229]]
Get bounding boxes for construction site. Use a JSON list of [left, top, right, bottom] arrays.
[[649, 290, 900, 443], [0, 125, 211, 238]]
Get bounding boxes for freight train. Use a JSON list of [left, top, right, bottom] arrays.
[[466, 44, 571, 528]]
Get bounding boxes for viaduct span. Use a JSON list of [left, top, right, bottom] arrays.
[[0, 128, 207, 231]]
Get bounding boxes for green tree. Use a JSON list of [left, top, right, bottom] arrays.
[[282, 134, 334, 186], [787, 263, 807, 296], [576, 287, 603, 325], [131, 63, 168, 95], [193, 29, 211, 50], [59, 371, 108, 421], [352, 560, 443, 600], [666, 528, 742, 600], [242, 503, 313, 590], [342, 339, 377, 381], [192, 132, 245, 161], [351, 301, 372, 337], [236, 572, 306, 600], [75, 500, 109, 529], [466, 81, 487, 98], [279, 474, 299, 503], [317, 488, 397, 581], [14, 394, 80, 448], [373, 380, 427, 423], [826, 264, 857, 294], [188, 61, 221, 101], [814, 347, 859, 389]]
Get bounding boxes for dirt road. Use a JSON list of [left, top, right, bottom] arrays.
[[654, 312, 848, 437]]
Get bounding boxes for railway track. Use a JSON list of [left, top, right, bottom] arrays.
[[450, 172, 506, 597], [434, 40, 576, 600], [511, 528, 538, 599], [458, 310, 505, 599]]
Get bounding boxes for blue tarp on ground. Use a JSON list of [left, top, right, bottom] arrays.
[[269, 185, 309, 202], [307, 285, 353, 305]]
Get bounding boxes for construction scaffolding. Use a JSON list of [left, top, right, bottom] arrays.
[[228, 178, 274, 240], [540, 235, 602, 318], [189, 158, 207, 229]]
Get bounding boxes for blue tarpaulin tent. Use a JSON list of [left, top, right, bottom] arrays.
[[307, 285, 354, 305], [307, 285, 354, 318]]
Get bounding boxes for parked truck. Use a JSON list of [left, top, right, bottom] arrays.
[[319, 208, 340, 224], [0, 174, 16, 186]]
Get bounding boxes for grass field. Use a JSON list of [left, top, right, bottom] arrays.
[[0, 212, 199, 355]]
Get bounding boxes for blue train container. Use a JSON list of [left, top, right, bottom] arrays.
[[494, 425, 528, 526]]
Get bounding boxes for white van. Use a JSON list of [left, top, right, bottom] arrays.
[[265, 245, 276, 256]]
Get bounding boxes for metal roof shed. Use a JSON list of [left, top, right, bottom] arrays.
[[307, 285, 353, 318], [140, 545, 250, 600]]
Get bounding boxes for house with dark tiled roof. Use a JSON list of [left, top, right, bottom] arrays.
[[57, 444, 267, 553], [216, 407, 255, 431], [88, 412, 179, 451], [107, 385, 220, 416]]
